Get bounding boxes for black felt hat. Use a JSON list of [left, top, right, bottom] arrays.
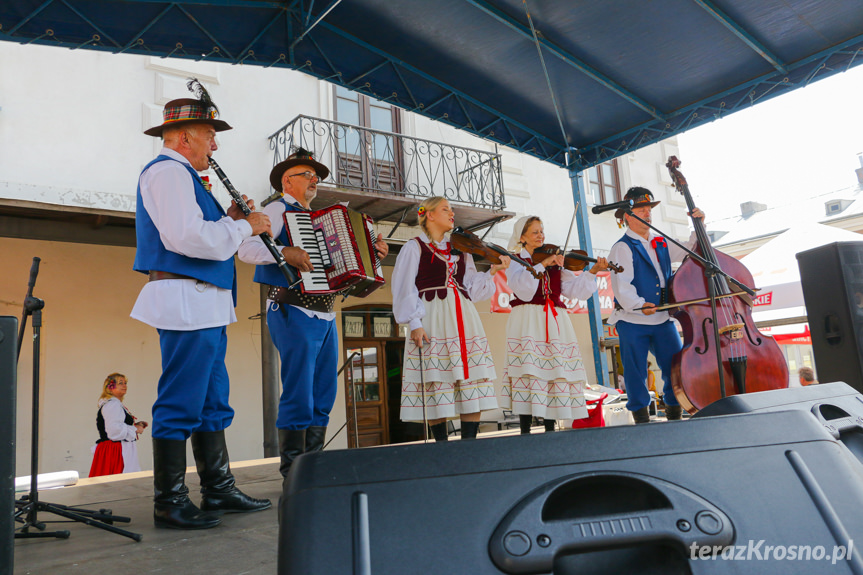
[[615, 186, 661, 220], [268, 147, 330, 191]]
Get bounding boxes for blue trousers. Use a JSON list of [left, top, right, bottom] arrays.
[[152, 327, 234, 440], [267, 304, 338, 430], [616, 320, 682, 411]]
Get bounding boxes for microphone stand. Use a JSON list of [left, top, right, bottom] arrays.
[[14, 257, 142, 542], [622, 210, 756, 400]]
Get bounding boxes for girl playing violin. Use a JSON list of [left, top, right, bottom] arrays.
[[392, 196, 510, 441], [501, 216, 609, 433]]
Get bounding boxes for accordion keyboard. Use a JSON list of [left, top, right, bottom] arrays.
[[284, 213, 331, 292]]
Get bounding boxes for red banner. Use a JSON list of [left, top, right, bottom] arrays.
[[491, 270, 615, 314]]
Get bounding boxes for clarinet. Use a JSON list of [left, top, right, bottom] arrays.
[[208, 157, 301, 288]]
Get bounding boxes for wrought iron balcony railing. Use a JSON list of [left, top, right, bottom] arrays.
[[268, 115, 505, 211]]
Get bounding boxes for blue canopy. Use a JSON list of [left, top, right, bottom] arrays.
[[3, 0, 862, 170]]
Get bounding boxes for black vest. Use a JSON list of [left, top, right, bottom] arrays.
[[96, 402, 134, 443]]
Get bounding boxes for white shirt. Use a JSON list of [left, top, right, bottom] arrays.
[[607, 228, 696, 326], [99, 398, 138, 442], [130, 148, 252, 331], [508, 248, 600, 303], [237, 197, 335, 321], [392, 233, 497, 331]]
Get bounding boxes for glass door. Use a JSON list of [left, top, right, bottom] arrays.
[[345, 342, 387, 447], [335, 86, 402, 192]]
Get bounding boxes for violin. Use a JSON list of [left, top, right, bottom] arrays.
[[665, 156, 788, 413], [532, 244, 624, 274], [450, 227, 541, 279]]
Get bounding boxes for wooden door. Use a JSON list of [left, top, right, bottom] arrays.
[[345, 342, 388, 447]]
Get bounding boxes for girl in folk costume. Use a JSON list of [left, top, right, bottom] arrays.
[[89, 373, 148, 477], [501, 216, 609, 434], [392, 197, 510, 441]]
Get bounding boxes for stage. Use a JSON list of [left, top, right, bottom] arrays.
[[13, 459, 282, 575], [13, 426, 552, 574]]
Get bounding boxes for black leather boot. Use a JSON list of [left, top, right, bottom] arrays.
[[191, 431, 272, 514], [429, 422, 449, 442], [519, 415, 532, 435], [153, 438, 221, 529], [461, 421, 480, 439], [305, 426, 327, 454], [544, 419, 557, 432], [633, 407, 651, 424], [665, 405, 683, 421], [278, 428, 307, 480]]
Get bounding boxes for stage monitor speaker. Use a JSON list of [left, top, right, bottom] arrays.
[[280, 411, 863, 574], [797, 241, 863, 391], [0, 317, 18, 575], [693, 382, 863, 464]]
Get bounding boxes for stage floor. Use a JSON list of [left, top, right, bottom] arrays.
[[13, 458, 283, 575], [13, 421, 661, 574]]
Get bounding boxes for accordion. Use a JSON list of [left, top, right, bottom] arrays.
[[283, 205, 385, 297]]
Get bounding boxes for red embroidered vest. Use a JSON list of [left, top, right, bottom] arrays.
[[414, 238, 470, 301], [510, 258, 565, 308]]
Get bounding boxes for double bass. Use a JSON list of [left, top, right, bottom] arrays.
[[666, 156, 788, 413]]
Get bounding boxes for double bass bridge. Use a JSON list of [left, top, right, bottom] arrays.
[[719, 323, 745, 340]]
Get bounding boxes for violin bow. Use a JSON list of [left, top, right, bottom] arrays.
[[633, 289, 760, 312], [560, 201, 580, 255]]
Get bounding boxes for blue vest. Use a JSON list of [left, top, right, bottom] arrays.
[[133, 155, 236, 293], [614, 233, 672, 307], [253, 199, 305, 288]]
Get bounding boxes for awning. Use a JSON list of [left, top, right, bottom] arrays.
[[2, 0, 862, 170]]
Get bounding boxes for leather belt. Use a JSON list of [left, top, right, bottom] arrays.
[[149, 271, 198, 282], [267, 285, 336, 314]]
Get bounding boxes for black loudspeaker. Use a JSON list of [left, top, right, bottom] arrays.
[[0, 317, 17, 575], [797, 241, 863, 391], [280, 411, 863, 574], [693, 382, 863, 464]]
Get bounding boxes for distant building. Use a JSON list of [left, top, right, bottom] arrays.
[[709, 155, 863, 259], [704, 157, 863, 384]]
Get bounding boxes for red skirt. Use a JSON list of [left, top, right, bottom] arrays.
[[89, 441, 124, 477]]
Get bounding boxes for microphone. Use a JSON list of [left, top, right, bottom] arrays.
[[591, 199, 633, 215], [28, 257, 41, 289]]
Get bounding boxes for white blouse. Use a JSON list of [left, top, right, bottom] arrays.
[[392, 233, 497, 331], [508, 248, 599, 303]]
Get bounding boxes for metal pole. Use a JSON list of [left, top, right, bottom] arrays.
[[567, 159, 610, 387], [0, 317, 17, 575], [260, 285, 280, 458]]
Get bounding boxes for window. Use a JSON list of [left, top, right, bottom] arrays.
[[587, 159, 621, 205], [347, 346, 380, 402], [334, 86, 402, 192]]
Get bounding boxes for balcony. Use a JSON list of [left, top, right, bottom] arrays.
[[268, 115, 513, 232]]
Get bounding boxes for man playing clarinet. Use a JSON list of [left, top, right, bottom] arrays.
[[238, 149, 388, 483], [132, 79, 273, 529]]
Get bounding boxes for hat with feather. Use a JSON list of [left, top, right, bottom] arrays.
[[144, 78, 232, 137], [269, 147, 330, 191], [614, 186, 661, 220]]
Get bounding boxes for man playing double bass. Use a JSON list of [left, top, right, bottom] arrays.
[[606, 187, 705, 424]]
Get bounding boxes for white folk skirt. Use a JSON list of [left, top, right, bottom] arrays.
[[400, 292, 498, 421], [500, 304, 588, 420]]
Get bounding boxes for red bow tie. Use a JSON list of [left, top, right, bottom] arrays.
[[651, 236, 667, 249]]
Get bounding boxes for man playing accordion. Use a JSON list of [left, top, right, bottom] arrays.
[[239, 148, 388, 483]]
